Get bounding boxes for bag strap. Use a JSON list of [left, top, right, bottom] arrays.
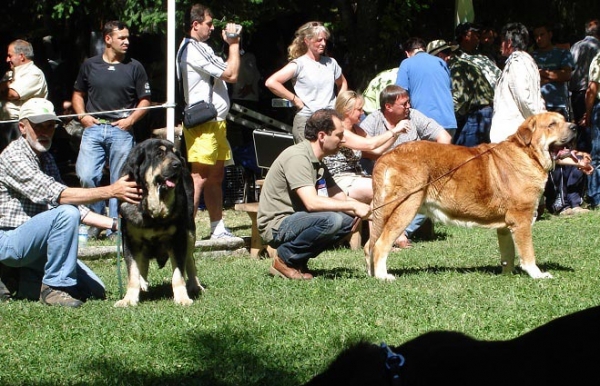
[[177, 39, 214, 107]]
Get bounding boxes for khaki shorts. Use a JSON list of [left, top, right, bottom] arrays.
[[183, 120, 232, 165], [333, 173, 365, 196]]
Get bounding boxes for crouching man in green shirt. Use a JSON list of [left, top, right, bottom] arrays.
[[257, 109, 371, 280]]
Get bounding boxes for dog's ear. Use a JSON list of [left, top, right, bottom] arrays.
[[515, 115, 535, 146], [121, 140, 147, 184]]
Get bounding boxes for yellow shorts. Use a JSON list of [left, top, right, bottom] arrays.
[[183, 120, 232, 165]]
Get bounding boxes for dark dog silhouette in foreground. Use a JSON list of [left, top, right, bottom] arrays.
[[305, 305, 600, 385]]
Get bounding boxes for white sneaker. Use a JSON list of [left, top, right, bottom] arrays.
[[210, 229, 236, 240]]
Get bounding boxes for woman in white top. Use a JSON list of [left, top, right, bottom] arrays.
[[265, 21, 348, 143]]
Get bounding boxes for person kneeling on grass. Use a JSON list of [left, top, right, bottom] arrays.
[[0, 98, 142, 307], [257, 109, 372, 280]]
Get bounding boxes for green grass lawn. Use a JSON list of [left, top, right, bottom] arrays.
[[1, 209, 599, 385]]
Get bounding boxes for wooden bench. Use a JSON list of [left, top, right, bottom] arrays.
[[234, 200, 366, 258], [234, 202, 266, 258]]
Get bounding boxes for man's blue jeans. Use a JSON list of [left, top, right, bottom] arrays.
[[0, 205, 105, 299], [271, 211, 355, 266], [454, 106, 493, 147], [588, 102, 600, 207], [76, 124, 135, 221], [405, 214, 427, 238]]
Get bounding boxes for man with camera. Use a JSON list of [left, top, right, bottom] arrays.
[[177, 3, 241, 239]]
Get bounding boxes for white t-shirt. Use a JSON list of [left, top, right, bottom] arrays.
[[292, 54, 343, 117]]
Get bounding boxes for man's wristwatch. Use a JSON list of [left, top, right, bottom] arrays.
[[111, 217, 119, 232]]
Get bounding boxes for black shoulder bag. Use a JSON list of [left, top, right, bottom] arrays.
[[177, 40, 218, 127]]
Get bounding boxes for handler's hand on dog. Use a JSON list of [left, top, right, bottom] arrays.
[[113, 175, 143, 204], [353, 201, 372, 220]]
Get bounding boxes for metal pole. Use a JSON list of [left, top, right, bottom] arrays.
[[166, 0, 176, 142]]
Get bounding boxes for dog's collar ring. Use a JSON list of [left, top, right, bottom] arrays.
[[381, 342, 405, 386]]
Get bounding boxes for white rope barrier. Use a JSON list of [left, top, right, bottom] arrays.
[[0, 102, 177, 125]]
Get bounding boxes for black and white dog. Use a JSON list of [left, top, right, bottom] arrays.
[[115, 139, 201, 307]]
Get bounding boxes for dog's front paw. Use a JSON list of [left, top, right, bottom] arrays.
[[173, 285, 194, 306], [375, 273, 396, 281], [114, 297, 139, 307], [174, 292, 193, 306], [175, 297, 194, 306], [521, 264, 553, 279]]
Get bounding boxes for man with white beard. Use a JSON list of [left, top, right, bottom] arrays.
[[0, 98, 142, 307]]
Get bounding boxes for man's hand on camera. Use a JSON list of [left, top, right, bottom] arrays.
[[223, 23, 241, 44]]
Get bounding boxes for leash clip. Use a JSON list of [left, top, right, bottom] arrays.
[[381, 342, 405, 386]]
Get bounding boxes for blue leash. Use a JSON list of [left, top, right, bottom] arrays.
[[115, 218, 124, 298]]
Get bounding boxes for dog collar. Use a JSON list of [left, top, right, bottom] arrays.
[[381, 342, 405, 386]]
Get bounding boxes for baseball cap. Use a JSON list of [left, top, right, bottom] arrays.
[[19, 98, 61, 124], [426, 39, 458, 56], [455, 22, 480, 40]]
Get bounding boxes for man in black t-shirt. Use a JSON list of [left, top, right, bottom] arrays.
[[72, 20, 151, 238]]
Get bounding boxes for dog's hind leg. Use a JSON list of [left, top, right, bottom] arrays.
[[137, 257, 149, 292], [370, 196, 422, 281], [185, 232, 204, 296], [497, 228, 516, 275]]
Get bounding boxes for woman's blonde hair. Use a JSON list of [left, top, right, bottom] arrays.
[[287, 21, 331, 60], [335, 90, 364, 118]]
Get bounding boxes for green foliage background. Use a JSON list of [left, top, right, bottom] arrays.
[[3, 0, 600, 91]]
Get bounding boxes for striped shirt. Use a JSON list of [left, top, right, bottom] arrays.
[[177, 37, 230, 120]]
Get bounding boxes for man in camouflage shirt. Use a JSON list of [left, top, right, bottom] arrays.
[[427, 40, 494, 146], [455, 22, 501, 90]]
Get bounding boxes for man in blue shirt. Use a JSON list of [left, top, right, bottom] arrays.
[[396, 37, 457, 139]]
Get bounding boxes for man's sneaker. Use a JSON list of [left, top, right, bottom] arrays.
[[210, 229, 236, 240], [40, 284, 83, 308]]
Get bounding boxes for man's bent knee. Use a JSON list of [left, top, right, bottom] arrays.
[[55, 205, 81, 227]]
